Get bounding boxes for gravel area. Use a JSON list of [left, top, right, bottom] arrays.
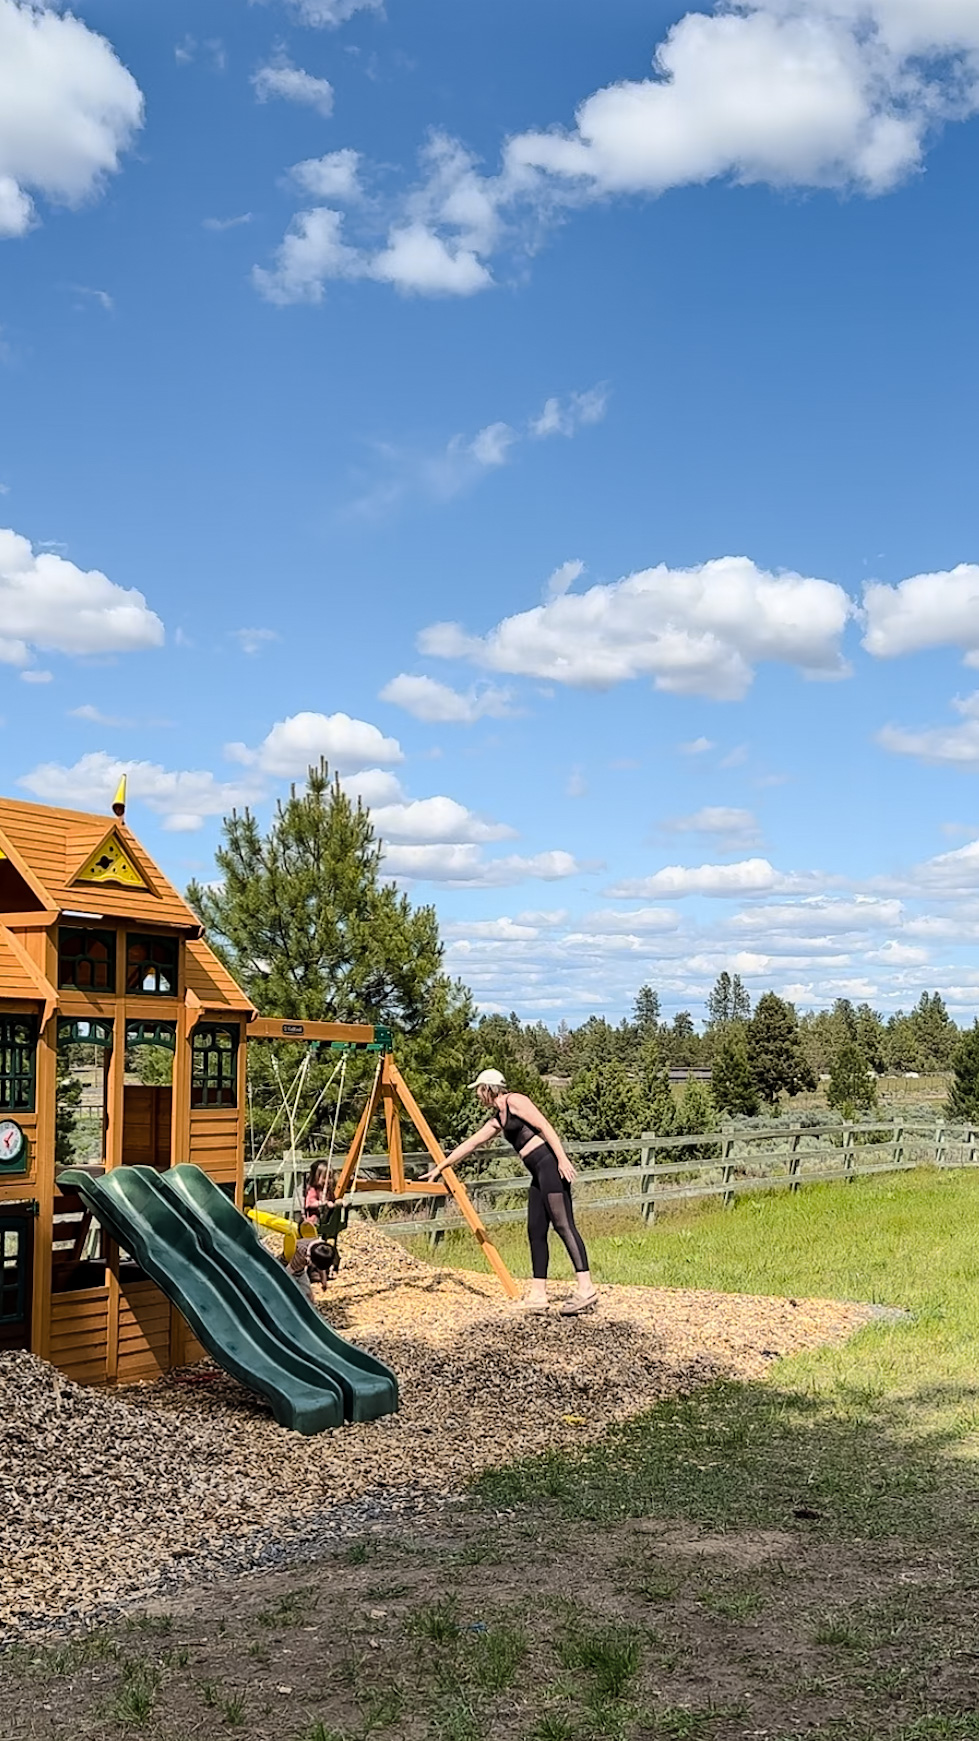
[[0, 1224, 875, 1641]]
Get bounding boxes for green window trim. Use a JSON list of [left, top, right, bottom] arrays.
[[58, 1017, 114, 1051], [126, 933, 179, 997], [0, 1015, 37, 1115], [58, 927, 117, 993], [125, 1020, 177, 1052], [191, 1023, 239, 1109]]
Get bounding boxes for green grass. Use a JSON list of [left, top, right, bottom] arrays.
[[446, 1169, 979, 1545]]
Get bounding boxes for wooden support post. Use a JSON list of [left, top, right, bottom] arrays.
[[936, 1119, 947, 1170], [843, 1123, 855, 1183], [721, 1134, 735, 1208], [894, 1122, 905, 1171], [788, 1130, 802, 1194], [383, 1078, 405, 1195], [968, 1125, 978, 1170], [427, 1190, 446, 1251], [386, 1060, 520, 1300], [639, 1131, 656, 1224]]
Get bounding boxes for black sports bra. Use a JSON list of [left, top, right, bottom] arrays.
[[494, 1097, 542, 1153]]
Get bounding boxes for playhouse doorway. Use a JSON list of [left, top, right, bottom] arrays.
[[122, 1020, 175, 1170], [0, 1208, 34, 1352]]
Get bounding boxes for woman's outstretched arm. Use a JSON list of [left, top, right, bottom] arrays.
[[424, 1119, 499, 1181]]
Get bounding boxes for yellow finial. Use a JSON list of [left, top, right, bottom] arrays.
[[112, 774, 127, 819]]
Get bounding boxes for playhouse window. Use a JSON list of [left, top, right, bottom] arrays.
[[58, 928, 117, 992], [126, 934, 178, 997], [0, 1015, 37, 1113], [191, 1025, 239, 1108]]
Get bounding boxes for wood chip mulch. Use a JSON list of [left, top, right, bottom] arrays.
[[0, 1224, 875, 1640]]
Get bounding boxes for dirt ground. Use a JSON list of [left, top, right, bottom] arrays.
[[1, 1501, 973, 1741], [1, 1224, 871, 1640]]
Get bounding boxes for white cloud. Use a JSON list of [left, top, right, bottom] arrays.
[[203, 213, 254, 232], [291, 150, 362, 202], [19, 751, 262, 834], [20, 668, 52, 684], [544, 560, 584, 602], [662, 806, 762, 849], [369, 224, 492, 296], [0, 526, 164, 668], [530, 387, 608, 439], [372, 796, 516, 845], [252, 2, 979, 303], [730, 896, 905, 934], [607, 857, 815, 898], [877, 691, 979, 767], [338, 767, 404, 807], [275, 0, 383, 24], [579, 906, 681, 935], [252, 208, 363, 305], [228, 710, 403, 777], [469, 422, 517, 468], [231, 627, 279, 655], [379, 674, 514, 723], [566, 768, 587, 799], [679, 736, 716, 755], [0, 0, 143, 238], [863, 565, 979, 662], [419, 556, 852, 700], [252, 58, 334, 116], [382, 844, 593, 888]]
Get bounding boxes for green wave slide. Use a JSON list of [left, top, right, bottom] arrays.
[[59, 1164, 398, 1435]]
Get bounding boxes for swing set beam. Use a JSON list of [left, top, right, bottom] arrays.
[[245, 1021, 520, 1300]]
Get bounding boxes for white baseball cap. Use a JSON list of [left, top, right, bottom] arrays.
[[469, 1067, 506, 1089]]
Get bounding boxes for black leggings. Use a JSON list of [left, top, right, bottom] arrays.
[[525, 1143, 589, 1280]]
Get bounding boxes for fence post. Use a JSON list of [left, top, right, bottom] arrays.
[[640, 1131, 656, 1223], [936, 1119, 947, 1170], [893, 1122, 904, 1170], [721, 1132, 735, 1208], [843, 1125, 855, 1183], [427, 1189, 446, 1251], [788, 1130, 802, 1193], [969, 1126, 979, 1170]]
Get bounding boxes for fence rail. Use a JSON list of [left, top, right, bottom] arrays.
[[247, 1118, 979, 1236]]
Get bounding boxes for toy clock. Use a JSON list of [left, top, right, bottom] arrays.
[[0, 1118, 28, 1174]]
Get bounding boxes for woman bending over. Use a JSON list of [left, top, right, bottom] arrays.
[[426, 1068, 598, 1315]]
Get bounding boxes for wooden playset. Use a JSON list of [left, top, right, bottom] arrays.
[[0, 787, 517, 1391]]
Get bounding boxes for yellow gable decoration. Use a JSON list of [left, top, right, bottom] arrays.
[[74, 832, 147, 890]]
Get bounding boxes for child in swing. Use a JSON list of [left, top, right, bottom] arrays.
[[303, 1160, 336, 1227]]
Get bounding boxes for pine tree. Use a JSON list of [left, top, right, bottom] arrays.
[[711, 1024, 760, 1117], [826, 1041, 878, 1120], [633, 984, 661, 1039], [707, 972, 734, 1027], [561, 1060, 639, 1151], [746, 993, 817, 1111], [634, 1039, 676, 1135], [706, 972, 752, 1029], [946, 1023, 979, 1121], [187, 761, 475, 1150]]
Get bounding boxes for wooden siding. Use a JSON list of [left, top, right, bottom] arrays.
[[0, 929, 45, 1001], [117, 1281, 172, 1383], [188, 1108, 240, 1180], [122, 1085, 173, 1170], [49, 1288, 109, 1385]]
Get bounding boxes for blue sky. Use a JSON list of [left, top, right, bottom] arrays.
[[3, 0, 979, 1024]]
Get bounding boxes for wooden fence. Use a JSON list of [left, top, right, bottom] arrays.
[[246, 1118, 979, 1239]]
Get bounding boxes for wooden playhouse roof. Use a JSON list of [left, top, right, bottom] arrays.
[[0, 797, 200, 930], [0, 797, 253, 1017]]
